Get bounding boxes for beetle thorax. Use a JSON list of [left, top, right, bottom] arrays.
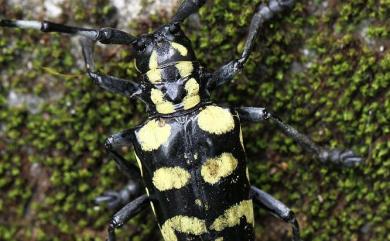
[[135, 26, 206, 115]]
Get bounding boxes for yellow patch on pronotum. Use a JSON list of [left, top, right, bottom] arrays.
[[171, 42, 188, 56], [135, 153, 143, 176], [147, 68, 162, 84], [201, 153, 238, 184], [152, 167, 191, 191], [151, 88, 175, 114], [176, 61, 193, 78], [215, 238, 224, 241], [161, 215, 207, 241], [210, 200, 255, 232], [138, 119, 171, 151], [149, 50, 159, 69], [197, 106, 235, 135], [183, 78, 200, 110]]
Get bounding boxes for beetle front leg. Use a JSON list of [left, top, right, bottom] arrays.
[[208, 0, 295, 90], [237, 107, 363, 166], [106, 194, 149, 241], [80, 38, 142, 98], [250, 186, 301, 241]]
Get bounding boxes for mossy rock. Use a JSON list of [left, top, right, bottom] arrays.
[[0, 1, 389, 241]]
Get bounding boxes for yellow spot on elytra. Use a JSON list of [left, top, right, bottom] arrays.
[[135, 153, 143, 176], [195, 199, 203, 207], [183, 78, 200, 110], [171, 42, 188, 56], [161, 216, 207, 241], [210, 200, 255, 232], [197, 106, 235, 135], [176, 61, 193, 78], [151, 88, 175, 114], [138, 119, 171, 151], [201, 153, 238, 184], [152, 167, 191, 191], [147, 68, 162, 84], [149, 50, 159, 69], [215, 238, 223, 241]]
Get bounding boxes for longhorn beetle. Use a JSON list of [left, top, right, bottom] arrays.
[[1, 0, 363, 241]]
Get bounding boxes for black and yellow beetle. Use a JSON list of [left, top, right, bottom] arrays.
[[0, 1, 363, 241]]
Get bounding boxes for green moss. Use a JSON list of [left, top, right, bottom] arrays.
[[0, 0, 389, 241]]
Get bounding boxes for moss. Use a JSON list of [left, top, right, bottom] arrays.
[[0, 0, 389, 241]]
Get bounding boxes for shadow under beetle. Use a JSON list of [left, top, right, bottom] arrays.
[[1, 0, 364, 240]]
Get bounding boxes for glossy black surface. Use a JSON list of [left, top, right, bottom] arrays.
[[132, 104, 253, 241]]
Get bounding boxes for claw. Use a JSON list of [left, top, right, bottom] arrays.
[[95, 191, 122, 209], [323, 149, 364, 166]]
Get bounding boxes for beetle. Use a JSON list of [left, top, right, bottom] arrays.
[[0, 0, 363, 241]]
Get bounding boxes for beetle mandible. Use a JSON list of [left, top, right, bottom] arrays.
[[1, 1, 364, 241]]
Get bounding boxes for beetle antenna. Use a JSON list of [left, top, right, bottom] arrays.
[[1, 19, 137, 45], [171, 0, 207, 23]]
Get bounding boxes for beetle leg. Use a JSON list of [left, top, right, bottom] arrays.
[[250, 186, 301, 241], [208, 0, 295, 90], [96, 180, 143, 210], [171, 0, 207, 23], [107, 194, 149, 241], [0, 19, 136, 44], [236, 107, 364, 166], [80, 38, 143, 98], [104, 129, 142, 179]]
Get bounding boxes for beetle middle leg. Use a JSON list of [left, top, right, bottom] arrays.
[[95, 129, 143, 209], [107, 194, 149, 241], [96, 180, 142, 210], [237, 107, 363, 166], [250, 186, 301, 241]]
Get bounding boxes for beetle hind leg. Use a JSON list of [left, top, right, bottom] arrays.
[[250, 186, 301, 241], [236, 107, 364, 166], [95, 180, 143, 210], [96, 130, 144, 210], [106, 195, 149, 241]]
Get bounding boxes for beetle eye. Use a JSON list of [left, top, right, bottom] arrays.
[[169, 23, 180, 34]]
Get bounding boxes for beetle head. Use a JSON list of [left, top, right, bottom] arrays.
[[133, 22, 197, 74]]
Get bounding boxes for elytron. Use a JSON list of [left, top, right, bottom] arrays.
[[1, 0, 363, 241]]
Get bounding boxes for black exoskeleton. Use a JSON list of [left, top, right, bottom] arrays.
[[1, 1, 363, 241]]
